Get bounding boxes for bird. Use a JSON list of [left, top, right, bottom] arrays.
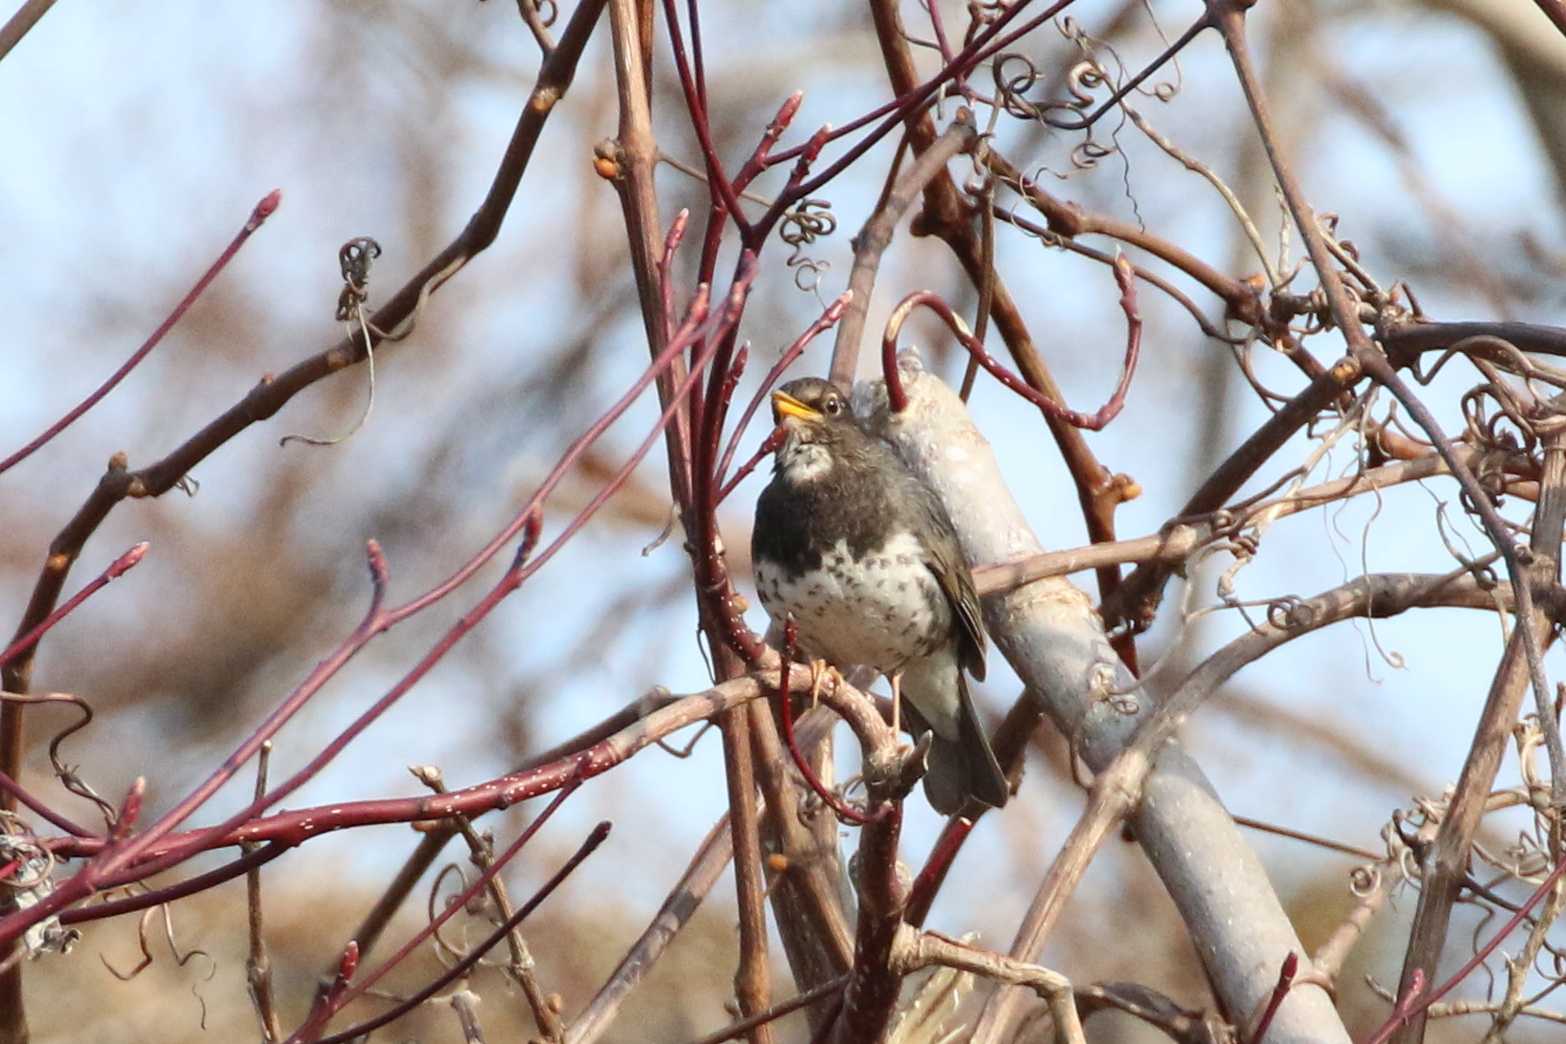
[[751, 376, 1009, 814]]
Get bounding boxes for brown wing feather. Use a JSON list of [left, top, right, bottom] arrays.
[[909, 483, 987, 681]]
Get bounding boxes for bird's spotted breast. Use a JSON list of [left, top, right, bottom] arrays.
[[755, 531, 949, 673]]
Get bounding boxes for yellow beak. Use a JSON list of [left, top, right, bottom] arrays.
[[771, 390, 823, 424]]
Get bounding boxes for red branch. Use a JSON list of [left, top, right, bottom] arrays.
[[778, 617, 872, 826], [313, 820, 611, 1044], [699, 91, 803, 276], [1247, 951, 1297, 1044], [1532, 0, 1566, 39], [29, 679, 766, 936], [832, 789, 905, 1040], [882, 267, 1141, 428], [58, 842, 286, 924], [289, 942, 358, 1044], [756, 0, 1080, 210], [660, 0, 751, 239], [716, 426, 783, 506], [904, 814, 976, 927], [0, 253, 761, 941], [287, 784, 584, 1042], [0, 543, 147, 670], [0, 764, 96, 840], [0, 191, 280, 475], [1363, 849, 1566, 1044], [659, 209, 690, 353]]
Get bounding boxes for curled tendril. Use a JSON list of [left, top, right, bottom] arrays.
[[1483, 403, 1533, 453], [1070, 139, 1114, 171], [1265, 595, 1314, 631], [0, 814, 54, 891], [1137, 0, 1185, 102], [992, 52, 1044, 121], [1228, 335, 1292, 410], [1024, 162, 1069, 189], [779, 198, 835, 249], [1070, 59, 1109, 98], [655, 721, 713, 758], [1349, 864, 1381, 898], [789, 258, 830, 296], [0, 690, 118, 827], [1027, 73, 1092, 131], [1460, 385, 1537, 456], [779, 198, 837, 297], [1472, 452, 1518, 507], [1022, 55, 1126, 176], [336, 236, 382, 322], [531, 0, 558, 27], [283, 237, 385, 448], [428, 862, 486, 970], [43, 691, 117, 827], [97, 898, 214, 1030]]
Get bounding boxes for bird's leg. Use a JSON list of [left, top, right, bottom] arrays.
[[807, 658, 834, 709], [889, 671, 902, 737]]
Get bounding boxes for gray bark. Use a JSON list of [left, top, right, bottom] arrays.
[[856, 352, 1350, 1044]]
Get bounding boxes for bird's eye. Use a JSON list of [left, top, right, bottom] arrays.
[[824, 397, 842, 415]]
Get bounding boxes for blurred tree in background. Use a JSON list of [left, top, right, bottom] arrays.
[[6, 1, 1566, 1041]]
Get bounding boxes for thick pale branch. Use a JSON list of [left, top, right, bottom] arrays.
[[857, 358, 1350, 1044], [861, 0, 1136, 634]]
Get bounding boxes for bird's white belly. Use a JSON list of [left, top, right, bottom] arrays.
[[755, 533, 949, 673]]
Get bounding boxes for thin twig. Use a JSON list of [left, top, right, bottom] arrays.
[[0, 543, 147, 670], [0, 0, 61, 66], [1364, 850, 1566, 1044], [413, 766, 562, 1042], [894, 929, 1085, 1044], [881, 279, 1140, 430], [0, 192, 280, 476], [976, 566, 1507, 1039], [245, 742, 282, 1044], [688, 976, 849, 1044], [291, 784, 580, 1042], [827, 111, 979, 387], [717, 703, 774, 1044], [311, 821, 612, 1044], [565, 815, 732, 1044], [0, 13, 611, 1012]]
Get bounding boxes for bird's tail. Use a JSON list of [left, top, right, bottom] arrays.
[[921, 675, 1009, 815]]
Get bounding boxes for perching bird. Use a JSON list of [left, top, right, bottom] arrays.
[[751, 376, 1008, 814]]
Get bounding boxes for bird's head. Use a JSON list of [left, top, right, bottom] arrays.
[[769, 377, 856, 484], [771, 377, 853, 427]]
